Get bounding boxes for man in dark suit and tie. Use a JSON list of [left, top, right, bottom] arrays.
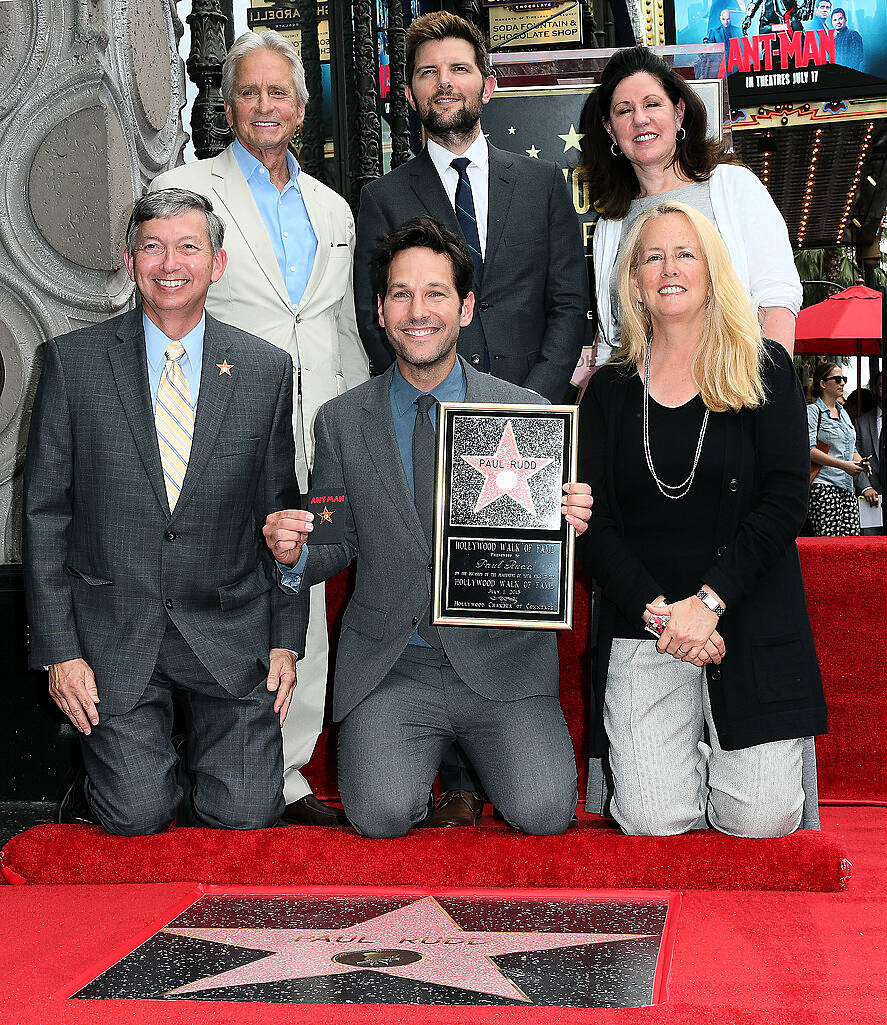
[[265, 218, 592, 839], [354, 11, 589, 401], [23, 189, 308, 835]]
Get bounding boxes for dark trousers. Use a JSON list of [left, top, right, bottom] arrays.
[[81, 619, 284, 835]]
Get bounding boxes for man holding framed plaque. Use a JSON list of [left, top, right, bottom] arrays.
[[264, 218, 592, 839]]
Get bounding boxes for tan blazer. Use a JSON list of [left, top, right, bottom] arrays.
[[151, 146, 369, 485]]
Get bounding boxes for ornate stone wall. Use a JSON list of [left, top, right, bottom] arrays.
[[0, 0, 187, 562]]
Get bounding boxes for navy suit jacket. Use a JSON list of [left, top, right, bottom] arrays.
[[354, 144, 589, 402]]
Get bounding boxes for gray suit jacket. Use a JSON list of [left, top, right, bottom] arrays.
[[23, 309, 308, 716], [302, 358, 560, 722], [354, 144, 589, 402], [855, 407, 882, 492]]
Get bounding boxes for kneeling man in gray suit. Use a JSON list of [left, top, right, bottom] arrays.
[[264, 217, 592, 838], [24, 189, 308, 835]]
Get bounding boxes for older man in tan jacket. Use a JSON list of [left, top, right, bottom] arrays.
[[151, 30, 369, 825]]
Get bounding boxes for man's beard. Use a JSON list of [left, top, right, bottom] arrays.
[[421, 93, 483, 143]]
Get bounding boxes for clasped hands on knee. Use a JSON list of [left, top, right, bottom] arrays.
[[643, 593, 725, 667]]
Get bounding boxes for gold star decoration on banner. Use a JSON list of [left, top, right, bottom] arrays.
[[216, 361, 233, 376], [558, 123, 585, 153], [526, 145, 541, 158], [508, 125, 516, 134]]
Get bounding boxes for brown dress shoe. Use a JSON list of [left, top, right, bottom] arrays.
[[429, 789, 484, 827], [281, 794, 349, 827]]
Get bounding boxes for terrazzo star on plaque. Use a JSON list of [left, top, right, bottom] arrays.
[[462, 420, 553, 515]]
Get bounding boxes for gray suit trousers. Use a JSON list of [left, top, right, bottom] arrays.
[[81, 619, 284, 835], [337, 644, 578, 839]]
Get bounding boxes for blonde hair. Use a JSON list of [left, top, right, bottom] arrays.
[[615, 201, 766, 412]]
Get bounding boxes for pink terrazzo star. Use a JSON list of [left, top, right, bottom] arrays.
[[163, 896, 649, 1002], [461, 421, 553, 515]]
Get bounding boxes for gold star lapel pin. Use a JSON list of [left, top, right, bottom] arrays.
[[216, 360, 233, 376]]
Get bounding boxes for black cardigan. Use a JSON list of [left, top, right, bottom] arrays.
[[577, 341, 827, 752]]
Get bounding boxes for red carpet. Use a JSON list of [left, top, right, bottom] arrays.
[[0, 810, 849, 890], [0, 807, 881, 1024], [798, 537, 887, 803]]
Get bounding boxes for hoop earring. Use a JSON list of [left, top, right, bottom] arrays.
[[610, 141, 621, 156], [675, 127, 686, 142], [635, 299, 646, 313]]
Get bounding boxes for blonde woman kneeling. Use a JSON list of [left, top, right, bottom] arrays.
[[578, 202, 827, 837]]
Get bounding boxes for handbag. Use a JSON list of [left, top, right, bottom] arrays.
[[810, 407, 829, 484]]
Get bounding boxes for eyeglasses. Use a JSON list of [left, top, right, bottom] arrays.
[[823, 375, 848, 384]]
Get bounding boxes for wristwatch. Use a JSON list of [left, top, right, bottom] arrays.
[[696, 588, 725, 617]]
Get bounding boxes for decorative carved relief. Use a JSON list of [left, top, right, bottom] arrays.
[[187, 0, 233, 159], [352, 0, 383, 195], [387, 0, 410, 169], [0, 0, 186, 563]]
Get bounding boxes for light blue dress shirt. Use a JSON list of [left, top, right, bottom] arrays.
[[144, 312, 204, 411], [279, 361, 467, 649], [232, 138, 317, 309]]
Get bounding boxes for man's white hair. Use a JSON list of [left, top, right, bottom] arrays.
[[222, 30, 309, 107]]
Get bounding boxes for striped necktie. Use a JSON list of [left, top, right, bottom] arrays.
[[155, 341, 194, 510], [450, 156, 483, 285]]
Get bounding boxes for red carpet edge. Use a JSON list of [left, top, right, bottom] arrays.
[[0, 814, 850, 891]]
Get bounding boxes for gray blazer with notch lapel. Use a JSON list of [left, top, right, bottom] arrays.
[[300, 357, 560, 723], [23, 308, 309, 716], [354, 144, 589, 402]]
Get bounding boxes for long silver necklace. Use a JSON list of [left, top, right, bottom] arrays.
[[642, 340, 709, 500]]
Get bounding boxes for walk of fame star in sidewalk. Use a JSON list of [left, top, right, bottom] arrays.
[[67, 886, 678, 1008]]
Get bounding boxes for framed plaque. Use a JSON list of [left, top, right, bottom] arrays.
[[432, 403, 578, 630]]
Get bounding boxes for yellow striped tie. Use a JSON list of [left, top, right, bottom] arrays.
[[155, 341, 194, 509]]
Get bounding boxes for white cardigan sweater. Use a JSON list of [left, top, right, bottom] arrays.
[[592, 163, 803, 364]]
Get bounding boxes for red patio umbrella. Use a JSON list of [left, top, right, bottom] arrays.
[[795, 284, 883, 358], [795, 284, 883, 418]]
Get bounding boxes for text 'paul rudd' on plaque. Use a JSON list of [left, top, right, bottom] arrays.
[[432, 403, 577, 630]]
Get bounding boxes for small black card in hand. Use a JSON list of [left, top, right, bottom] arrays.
[[305, 490, 347, 545]]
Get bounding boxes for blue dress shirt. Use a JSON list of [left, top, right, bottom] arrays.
[[232, 138, 317, 309], [389, 359, 466, 497], [144, 312, 204, 411]]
